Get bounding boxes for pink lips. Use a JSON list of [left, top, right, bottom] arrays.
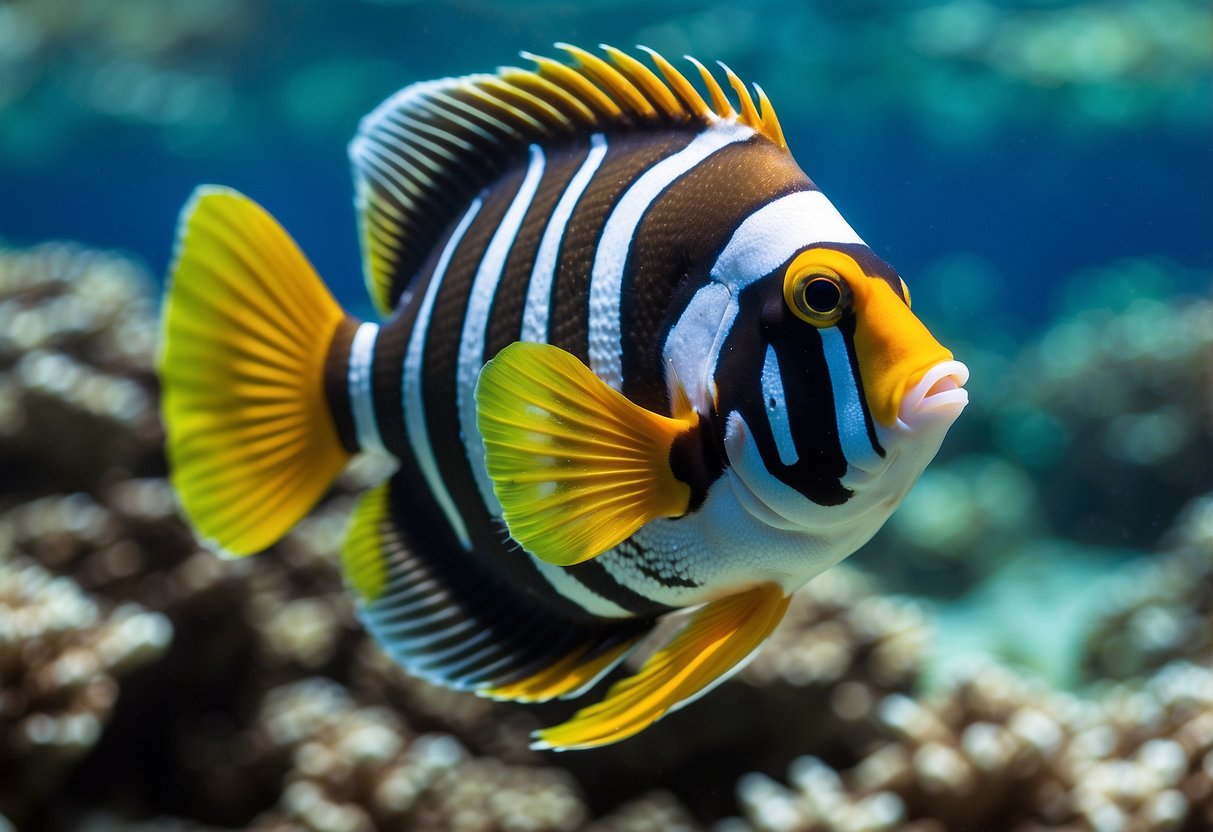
[[898, 360, 970, 428]]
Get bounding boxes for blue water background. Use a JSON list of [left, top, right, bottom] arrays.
[[1, 1, 1211, 686], [1, 0, 1209, 327]]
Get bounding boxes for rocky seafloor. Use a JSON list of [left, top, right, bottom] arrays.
[[1, 241, 1211, 832]]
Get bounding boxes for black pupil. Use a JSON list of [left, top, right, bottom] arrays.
[[804, 277, 841, 313]]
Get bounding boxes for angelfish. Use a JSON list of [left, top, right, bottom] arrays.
[[159, 44, 968, 750]]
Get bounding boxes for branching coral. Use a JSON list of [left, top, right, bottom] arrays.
[[741, 567, 930, 696], [240, 679, 588, 832], [3, 240, 1212, 831], [0, 243, 161, 497], [731, 662, 1213, 832], [1083, 493, 1213, 682], [0, 555, 170, 825]]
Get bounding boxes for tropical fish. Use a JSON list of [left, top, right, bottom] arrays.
[[158, 44, 968, 750]]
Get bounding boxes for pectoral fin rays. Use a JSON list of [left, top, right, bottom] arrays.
[[533, 583, 790, 751], [475, 341, 696, 567]]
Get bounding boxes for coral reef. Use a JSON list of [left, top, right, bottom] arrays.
[[246, 679, 589, 832], [0, 555, 170, 826], [0, 243, 161, 498], [3, 241, 1213, 830], [1082, 493, 1213, 682], [729, 661, 1213, 832]]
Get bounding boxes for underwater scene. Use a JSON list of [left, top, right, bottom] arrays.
[[1, 0, 1211, 830]]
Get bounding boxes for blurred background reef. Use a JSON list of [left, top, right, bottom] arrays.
[[0, 0, 1211, 830]]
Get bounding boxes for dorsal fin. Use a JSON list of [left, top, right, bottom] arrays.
[[349, 44, 789, 316]]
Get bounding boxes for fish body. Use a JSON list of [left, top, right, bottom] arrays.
[[159, 45, 968, 750]]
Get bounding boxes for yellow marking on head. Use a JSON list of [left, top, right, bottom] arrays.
[[782, 248, 855, 327], [784, 250, 951, 428]]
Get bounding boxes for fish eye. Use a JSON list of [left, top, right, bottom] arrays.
[[803, 276, 842, 313], [785, 268, 851, 327]]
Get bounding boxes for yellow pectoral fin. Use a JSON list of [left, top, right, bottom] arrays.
[[475, 341, 696, 567], [532, 583, 791, 751]]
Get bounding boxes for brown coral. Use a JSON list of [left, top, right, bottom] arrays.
[[0, 243, 161, 497], [731, 660, 1213, 832], [1083, 493, 1213, 682], [4, 239, 1213, 832], [244, 679, 588, 832], [0, 555, 170, 826]]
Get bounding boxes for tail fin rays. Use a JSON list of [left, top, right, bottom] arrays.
[[160, 186, 352, 557]]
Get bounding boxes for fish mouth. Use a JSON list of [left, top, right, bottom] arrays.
[[897, 360, 969, 429]]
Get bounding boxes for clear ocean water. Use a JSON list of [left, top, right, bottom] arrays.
[[1, 1, 1211, 829]]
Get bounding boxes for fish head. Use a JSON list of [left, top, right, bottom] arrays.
[[787, 245, 970, 437], [712, 243, 967, 531]]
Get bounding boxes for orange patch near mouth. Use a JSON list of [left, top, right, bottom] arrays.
[[850, 278, 955, 428]]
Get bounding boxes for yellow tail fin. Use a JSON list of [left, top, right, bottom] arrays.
[[159, 186, 352, 556]]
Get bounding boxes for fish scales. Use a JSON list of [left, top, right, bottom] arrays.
[[158, 45, 969, 750]]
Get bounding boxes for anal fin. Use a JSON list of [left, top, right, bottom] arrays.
[[341, 473, 653, 696], [532, 583, 790, 751], [481, 637, 638, 704]]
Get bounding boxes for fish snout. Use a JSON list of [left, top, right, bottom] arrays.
[[897, 360, 969, 430]]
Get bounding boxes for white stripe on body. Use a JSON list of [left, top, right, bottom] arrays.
[[347, 322, 386, 455], [761, 344, 799, 466], [711, 190, 865, 289], [662, 282, 731, 412], [819, 327, 884, 471], [694, 189, 867, 402], [521, 133, 608, 344], [587, 124, 753, 390], [402, 198, 482, 550], [531, 559, 632, 618], [456, 144, 547, 514]]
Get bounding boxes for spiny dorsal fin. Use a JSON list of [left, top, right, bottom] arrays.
[[349, 44, 788, 316]]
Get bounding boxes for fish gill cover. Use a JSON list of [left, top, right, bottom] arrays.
[[0, 0, 1211, 830]]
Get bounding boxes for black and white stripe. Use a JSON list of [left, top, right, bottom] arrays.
[[402, 197, 482, 549], [384, 127, 761, 615], [358, 473, 651, 690], [586, 123, 753, 391], [456, 144, 547, 513], [359, 107, 888, 616]]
